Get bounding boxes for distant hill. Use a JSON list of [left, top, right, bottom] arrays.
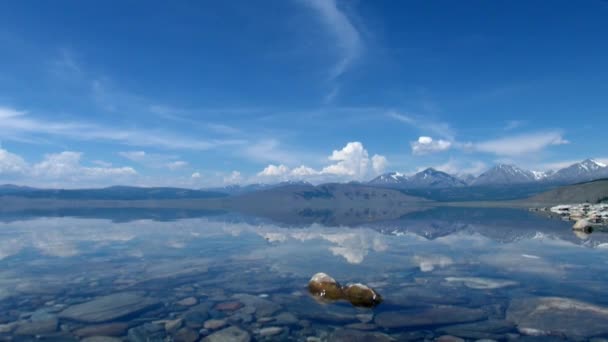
[[523, 179, 608, 206], [0, 185, 228, 200]]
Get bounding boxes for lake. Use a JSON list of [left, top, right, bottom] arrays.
[[1, 207, 608, 341]]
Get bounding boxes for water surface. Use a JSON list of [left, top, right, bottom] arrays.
[[1, 207, 608, 341]]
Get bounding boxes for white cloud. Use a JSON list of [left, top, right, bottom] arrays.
[[0, 147, 136, 187], [0, 148, 28, 175], [32, 151, 136, 179], [223, 171, 242, 184], [371, 154, 388, 174], [411, 136, 452, 155], [254, 141, 387, 183], [389, 111, 455, 139], [242, 139, 299, 164], [119, 150, 188, 170], [0, 106, 243, 151], [322, 142, 369, 177], [191, 172, 201, 179], [258, 164, 290, 177], [473, 131, 568, 156], [167, 161, 188, 170], [302, 0, 363, 80], [291, 166, 319, 177]]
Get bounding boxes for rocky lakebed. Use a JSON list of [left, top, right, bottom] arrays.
[[1, 208, 608, 341]]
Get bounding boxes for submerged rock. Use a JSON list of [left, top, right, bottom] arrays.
[[73, 323, 129, 337], [127, 323, 165, 342], [308, 273, 344, 301], [375, 306, 486, 329], [344, 283, 383, 308], [259, 326, 283, 336], [202, 326, 251, 342], [59, 292, 159, 323], [81, 337, 122, 342], [177, 297, 198, 307], [173, 327, 199, 342], [14, 317, 58, 335], [507, 297, 608, 339], [329, 328, 395, 342], [445, 277, 518, 290]]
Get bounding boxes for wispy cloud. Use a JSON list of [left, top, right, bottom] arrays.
[[388, 111, 455, 139], [473, 131, 569, 156], [302, 0, 363, 80], [0, 106, 245, 151]]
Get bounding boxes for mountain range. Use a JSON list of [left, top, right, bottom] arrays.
[[369, 159, 608, 189]]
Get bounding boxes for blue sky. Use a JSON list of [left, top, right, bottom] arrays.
[[0, 0, 607, 187]]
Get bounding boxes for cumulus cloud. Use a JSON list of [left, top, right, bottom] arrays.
[[322, 142, 370, 177], [255, 142, 387, 183], [32, 151, 136, 179], [223, 171, 242, 184], [411, 136, 452, 155], [191, 172, 201, 179], [0, 147, 136, 187], [0, 148, 28, 175], [258, 164, 290, 178], [371, 154, 388, 175]]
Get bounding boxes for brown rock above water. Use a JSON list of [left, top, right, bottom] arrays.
[[343, 283, 383, 308], [308, 273, 344, 301], [308, 273, 383, 308]]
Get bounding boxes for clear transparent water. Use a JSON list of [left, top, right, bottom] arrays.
[[1, 207, 608, 341]]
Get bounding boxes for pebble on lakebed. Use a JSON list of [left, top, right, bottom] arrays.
[[307, 273, 383, 308]]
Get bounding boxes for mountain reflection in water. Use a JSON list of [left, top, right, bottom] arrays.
[[1, 207, 608, 340]]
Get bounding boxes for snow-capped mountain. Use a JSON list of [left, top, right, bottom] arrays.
[[408, 168, 468, 188], [368, 169, 466, 188], [367, 159, 608, 190], [368, 172, 408, 186], [472, 164, 536, 186], [548, 159, 608, 183]]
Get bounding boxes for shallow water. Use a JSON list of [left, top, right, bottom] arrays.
[[1, 207, 608, 341]]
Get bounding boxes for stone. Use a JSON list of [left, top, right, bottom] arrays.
[[174, 327, 199, 342], [356, 313, 374, 323], [81, 337, 122, 342], [59, 292, 159, 323], [177, 297, 198, 306], [437, 320, 515, 340], [202, 326, 251, 342], [14, 317, 58, 335], [329, 329, 395, 342], [436, 335, 465, 342], [259, 326, 283, 336], [573, 219, 593, 231], [375, 306, 487, 329], [345, 323, 377, 330], [214, 301, 243, 312], [507, 297, 608, 339], [204, 319, 227, 330], [308, 273, 344, 301], [73, 323, 129, 337], [445, 277, 518, 290], [184, 310, 209, 328], [127, 323, 165, 342], [343, 283, 382, 308], [0, 322, 16, 333], [232, 294, 281, 318], [165, 318, 183, 333], [273, 312, 298, 325]]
